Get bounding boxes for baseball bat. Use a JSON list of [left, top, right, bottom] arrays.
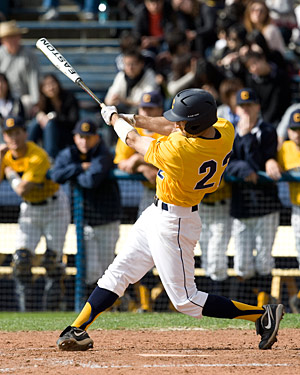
[[36, 37, 104, 108]]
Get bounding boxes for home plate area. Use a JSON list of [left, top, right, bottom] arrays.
[[1, 329, 299, 375]]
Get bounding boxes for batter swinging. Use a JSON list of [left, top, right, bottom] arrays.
[[56, 89, 284, 351]]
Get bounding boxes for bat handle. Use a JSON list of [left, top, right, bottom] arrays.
[[76, 79, 105, 108]]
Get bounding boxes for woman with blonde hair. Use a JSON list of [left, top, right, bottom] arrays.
[[243, 0, 286, 55]]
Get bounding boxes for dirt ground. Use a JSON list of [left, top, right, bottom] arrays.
[[1, 329, 299, 374]]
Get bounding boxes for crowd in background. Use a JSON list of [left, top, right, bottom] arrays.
[[0, 0, 300, 313]]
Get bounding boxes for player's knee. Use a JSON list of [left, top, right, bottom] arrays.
[[171, 301, 191, 315], [12, 248, 33, 281]]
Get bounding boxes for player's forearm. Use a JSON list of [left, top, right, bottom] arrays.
[[134, 115, 174, 136], [126, 132, 154, 156]]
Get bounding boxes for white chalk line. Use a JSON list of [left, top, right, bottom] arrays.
[[0, 358, 294, 372], [139, 354, 212, 357]]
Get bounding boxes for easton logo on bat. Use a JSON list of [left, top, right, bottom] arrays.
[[39, 38, 77, 75]]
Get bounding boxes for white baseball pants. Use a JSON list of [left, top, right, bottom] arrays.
[[199, 198, 232, 281], [291, 204, 300, 267], [83, 220, 120, 285], [16, 188, 71, 256], [98, 202, 208, 319], [232, 211, 279, 279]]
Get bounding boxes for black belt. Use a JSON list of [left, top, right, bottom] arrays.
[[201, 199, 226, 206], [154, 195, 198, 212], [25, 195, 58, 206]]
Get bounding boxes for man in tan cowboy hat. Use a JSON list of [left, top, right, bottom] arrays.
[[0, 20, 40, 118]]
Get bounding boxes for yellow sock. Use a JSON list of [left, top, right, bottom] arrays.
[[139, 285, 152, 311], [203, 295, 265, 322], [232, 300, 265, 322], [257, 291, 269, 307], [72, 302, 102, 330]]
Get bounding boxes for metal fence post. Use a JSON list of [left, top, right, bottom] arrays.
[[73, 184, 86, 312]]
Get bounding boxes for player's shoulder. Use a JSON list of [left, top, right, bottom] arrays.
[[26, 141, 49, 160], [168, 130, 186, 145], [214, 117, 235, 134]]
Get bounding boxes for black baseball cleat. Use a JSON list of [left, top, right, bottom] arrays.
[[255, 304, 284, 350], [57, 326, 94, 351]]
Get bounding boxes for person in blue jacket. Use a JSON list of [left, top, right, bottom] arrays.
[[225, 87, 282, 307], [50, 119, 121, 293]]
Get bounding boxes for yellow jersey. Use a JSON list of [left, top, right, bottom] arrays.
[[277, 140, 300, 206], [144, 118, 234, 206], [1, 141, 59, 203], [114, 128, 161, 190]]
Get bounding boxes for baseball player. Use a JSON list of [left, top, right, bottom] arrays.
[[277, 109, 300, 313], [0, 116, 70, 311], [56, 89, 284, 352]]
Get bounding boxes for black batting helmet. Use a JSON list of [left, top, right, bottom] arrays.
[[163, 89, 217, 134]]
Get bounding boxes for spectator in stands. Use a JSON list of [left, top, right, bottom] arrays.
[[225, 87, 282, 307], [217, 1, 246, 26], [277, 108, 300, 313], [217, 77, 244, 125], [209, 23, 247, 80], [40, 0, 99, 21], [115, 31, 156, 73], [104, 50, 158, 115], [166, 54, 224, 103], [133, 0, 177, 56], [240, 30, 288, 71], [155, 29, 192, 98], [199, 77, 243, 296], [50, 118, 121, 296], [114, 90, 167, 312], [171, 0, 218, 57], [265, 0, 297, 45], [0, 116, 71, 311], [27, 74, 79, 161], [243, 0, 286, 55], [241, 50, 292, 128], [0, 20, 40, 118], [0, 72, 25, 143], [166, 53, 198, 98]]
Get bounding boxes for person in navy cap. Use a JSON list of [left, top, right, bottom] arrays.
[[226, 87, 282, 307], [277, 108, 300, 313], [51, 119, 121, 295]]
